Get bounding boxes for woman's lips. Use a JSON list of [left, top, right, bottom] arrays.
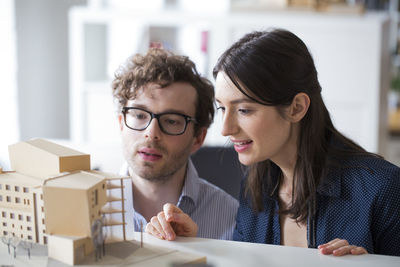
[[231, 140, 253, 153]]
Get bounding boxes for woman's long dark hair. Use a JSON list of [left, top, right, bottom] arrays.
[[213, 29, 377, 223]]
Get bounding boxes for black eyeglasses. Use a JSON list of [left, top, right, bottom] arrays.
[[122, 107, 197, 136]]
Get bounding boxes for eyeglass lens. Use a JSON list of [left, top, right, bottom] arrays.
[[125, 108, 187, 135]]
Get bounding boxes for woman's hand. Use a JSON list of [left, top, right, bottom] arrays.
[[318, 238, 368, 256], [145, 203, 198, 241]]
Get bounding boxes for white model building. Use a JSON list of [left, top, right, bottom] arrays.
[[0, 139, 128, 265]]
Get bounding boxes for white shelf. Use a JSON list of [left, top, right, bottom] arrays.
[[69, 7, 391, 166]]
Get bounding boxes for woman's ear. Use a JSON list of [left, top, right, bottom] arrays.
[[287, 93, 310, 123]]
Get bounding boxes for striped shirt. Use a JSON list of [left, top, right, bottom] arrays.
[[120, 159, 238, 240]]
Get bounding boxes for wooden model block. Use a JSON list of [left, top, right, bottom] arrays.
[[8, 139, 90, 178], [47, 235, 93, 265], [43, 171, 107, 237]]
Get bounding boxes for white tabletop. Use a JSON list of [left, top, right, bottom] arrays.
[[134, 232, 400, 267], [1, 233, 399, 266]]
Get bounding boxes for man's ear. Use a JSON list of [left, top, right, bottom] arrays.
[[191, 127, 207, 154], [118, 114, 124, 131], [287, 93, 310, 123]]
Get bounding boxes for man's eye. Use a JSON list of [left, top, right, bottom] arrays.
[[166, 119, 180, 125], [134, 113, 147, 120]]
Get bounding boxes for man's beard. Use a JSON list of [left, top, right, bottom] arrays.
[[128, 141, 192, 183]]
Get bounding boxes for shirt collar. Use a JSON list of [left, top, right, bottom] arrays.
[[120, 159, 200, 204], [178, 159, 199, 210], [119, 161, 130, 176], [119, 159, 199, 197]]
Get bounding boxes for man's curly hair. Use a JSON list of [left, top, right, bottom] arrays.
[[112, 48, 215, 136]]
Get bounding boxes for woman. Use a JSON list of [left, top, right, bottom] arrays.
[[145, 29, 400, 256]]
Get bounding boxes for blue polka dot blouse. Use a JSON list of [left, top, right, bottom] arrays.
[[233, 156, 400, 256]]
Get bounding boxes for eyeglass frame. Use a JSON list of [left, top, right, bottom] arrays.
[[121, 107, 197, 136]]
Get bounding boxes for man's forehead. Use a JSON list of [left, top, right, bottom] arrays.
[[138, 82, 195, 96], [134, 83, 161, 98], [127, 82, 197, 114]]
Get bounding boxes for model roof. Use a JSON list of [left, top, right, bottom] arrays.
[[8, 138, 90, 178], [44, 171, 106, 190], [25, 139, 87, 157], [0, 171, 43, 188]]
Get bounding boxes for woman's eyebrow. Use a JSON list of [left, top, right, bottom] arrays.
[[216, 98, 256, 105]]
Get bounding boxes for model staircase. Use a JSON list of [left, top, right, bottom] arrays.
[[101, 178, 126, 241]]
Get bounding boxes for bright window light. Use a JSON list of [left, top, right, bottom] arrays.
[[0, 0, 19, 170]]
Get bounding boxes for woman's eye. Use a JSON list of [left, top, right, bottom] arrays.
[[238, 109, 251, 115], [217, 106, 225, 112]]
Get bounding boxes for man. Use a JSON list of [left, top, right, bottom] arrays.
[[111, 48, 238, 240]]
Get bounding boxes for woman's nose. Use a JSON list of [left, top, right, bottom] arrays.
[[220, 111, 238, 137]]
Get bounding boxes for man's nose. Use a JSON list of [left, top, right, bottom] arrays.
[[144, 118, 162, 140]]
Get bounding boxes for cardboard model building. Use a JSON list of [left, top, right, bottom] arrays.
[[0, 139, 129, 265], [0, 139, 206, 266]]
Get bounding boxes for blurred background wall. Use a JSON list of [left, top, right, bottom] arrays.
[[15, 0, 86, 141], [1, 0, 399, 172]]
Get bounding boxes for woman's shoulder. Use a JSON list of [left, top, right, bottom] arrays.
[[319, 156, 400, 211], [329, 136, 399, 175], [341, 155, 399, 176], [336, 155, 400, 192]]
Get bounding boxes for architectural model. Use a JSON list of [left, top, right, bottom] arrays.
[[0, 139, 128, 264], [0, 139, 205, 266]]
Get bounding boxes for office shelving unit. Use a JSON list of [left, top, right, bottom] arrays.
[[389, 0, 399, 66], [386, 0, 400, 166], [68, 6, 391, 171]]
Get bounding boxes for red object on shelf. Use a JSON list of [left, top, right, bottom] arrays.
[[149, 41, 163, 49], [201, 31, 208, 53]]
